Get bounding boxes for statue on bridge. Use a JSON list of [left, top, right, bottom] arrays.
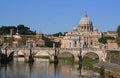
[[24, 47, 34, 63], [49, 43, 59, 63]]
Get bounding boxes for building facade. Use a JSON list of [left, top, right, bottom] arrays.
[[61, 12, 102, 48], [103, 31, 117, 38]]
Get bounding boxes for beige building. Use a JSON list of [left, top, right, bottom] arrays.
[[103, 31, 117, 38], [61, 12, 102, 48], [107, 39, 118, 49], [26, 33, 45, 47], [35, 33, 45, 47], [0, 31, 45, 47], [46, 35, 63, 43]]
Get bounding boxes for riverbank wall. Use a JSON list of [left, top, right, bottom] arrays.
[[94, 61, 120, 77]]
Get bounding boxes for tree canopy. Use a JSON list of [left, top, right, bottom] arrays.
[[117, 25, 120, 37], [116, 25, 120, 46], [98, 36, 115, 44], [44, 37, 61, 47], [0, 24, 36, 35], [51, 32, 67, 37]]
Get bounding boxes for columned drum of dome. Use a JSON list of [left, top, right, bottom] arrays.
[[78, 12, 93, 32]]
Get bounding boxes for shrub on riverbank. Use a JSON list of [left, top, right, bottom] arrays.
[[59, 57, 74, 62], [34, 56, 50, 59], [81, 59, 105, 75], [108, 50, 120, 55], [81, 59, 98, 68]]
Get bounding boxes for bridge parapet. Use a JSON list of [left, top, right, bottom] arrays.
[[1, 47, 103, 51], [32, 47, 54, 50], [83, 48, 103, 51], [1, 47, 55, 50], [105, 49, 120, 51], [59, 48, 80, 51]]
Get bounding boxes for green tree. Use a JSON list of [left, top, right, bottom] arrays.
[[0, 26, 16, 35], [52, 32, 63, 37], [0, 25, 36, 35], [117, 25, 120, 37], [17, 24, 36, 35], [116, 25, 120, 47], [116, 37, 120, 47], [99, 36, 115, 44], [44, 37, 61, 47], [63, 32, 67, 36], [17, 24, 29, 35], [51, 32, 68, 36]]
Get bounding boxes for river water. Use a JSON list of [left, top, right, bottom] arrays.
[[0, 58, 101, 78]]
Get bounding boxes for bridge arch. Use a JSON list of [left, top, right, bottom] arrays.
[[58, 52, 74, 58], [17, 50, 25, 56], [35, 51, 50, 56], [82, 51, 100, 60]]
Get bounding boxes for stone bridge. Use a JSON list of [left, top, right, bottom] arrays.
[[0, 47, 107, 62]]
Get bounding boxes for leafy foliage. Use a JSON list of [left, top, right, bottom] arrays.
[[117, 25, 120, 37], [44, 37, 60, 47], [108, 50, 120, 55], [98, 36, 115, 44], [45, 40, 60, 47], [116, 37, 120, 47], [0, 26, 16, 35], [17, 24, 36, 35], [81, 59, 98, 68], [116, 25, 120, 47], [0, 24, 36, 35], [52, 32, 67, 36], [52, 32, 63, 36]]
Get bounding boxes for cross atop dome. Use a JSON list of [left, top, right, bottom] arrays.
[[83, 12, 88, 17]]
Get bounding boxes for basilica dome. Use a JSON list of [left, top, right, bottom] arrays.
[[79, 12, 92, 26]]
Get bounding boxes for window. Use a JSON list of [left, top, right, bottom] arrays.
[[91, 41, 93, 45], [74, 41, 77, 47], [69, 42, 71, 48]]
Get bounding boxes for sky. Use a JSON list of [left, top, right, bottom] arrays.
[[0, 0, 120, 34]]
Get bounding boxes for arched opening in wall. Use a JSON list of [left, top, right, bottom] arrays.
[[58, 52, 74, 62], [34, 51, 49, 59], [83, 52, 99, 61]]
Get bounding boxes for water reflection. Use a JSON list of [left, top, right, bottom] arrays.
[[0, 58, 100, 78], [77, 63, 82, 76]]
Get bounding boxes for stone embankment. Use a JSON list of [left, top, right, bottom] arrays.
[[94, 61, 120, 77]]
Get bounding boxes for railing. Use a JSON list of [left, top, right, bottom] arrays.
[[105, 48, 120, 51], [82, 48, 102, 51], [59, 48, 80, 51], [1, 47, 55, 50], [0, 46, 104, 52]]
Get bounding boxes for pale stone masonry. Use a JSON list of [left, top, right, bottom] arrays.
[[61, 12, 102, 48], [107, 40, 118, 49]]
